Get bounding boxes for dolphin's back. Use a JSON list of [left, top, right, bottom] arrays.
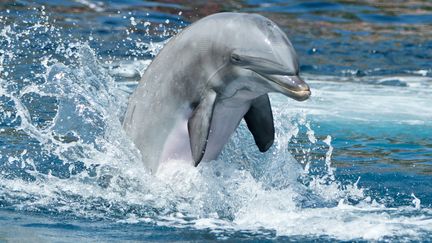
[[123, 14, 232, 172]]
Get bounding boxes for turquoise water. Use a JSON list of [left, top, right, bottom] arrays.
[[1, 0, 432, 241]]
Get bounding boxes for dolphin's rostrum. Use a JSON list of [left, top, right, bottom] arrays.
[[123, 13, 311, 173]]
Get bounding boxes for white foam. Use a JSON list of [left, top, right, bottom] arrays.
[[275, 74, 432, 125]]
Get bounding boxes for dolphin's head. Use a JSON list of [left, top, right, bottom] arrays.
[[225, 14, 311, 101]]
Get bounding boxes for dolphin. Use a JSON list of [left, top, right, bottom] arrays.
[[123, 12, 311, 173]]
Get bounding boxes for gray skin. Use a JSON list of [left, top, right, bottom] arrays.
[[123, 12, 311, 173]]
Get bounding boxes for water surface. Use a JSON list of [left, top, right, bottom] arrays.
[[1, 0, 432, 241]]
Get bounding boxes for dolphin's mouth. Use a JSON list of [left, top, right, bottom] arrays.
[[260, 73, 311, 101]]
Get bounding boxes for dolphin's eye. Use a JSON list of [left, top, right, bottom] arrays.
[[231, 53, 242, 63]]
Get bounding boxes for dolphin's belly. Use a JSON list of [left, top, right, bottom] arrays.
[[160, 112, 194, 164]]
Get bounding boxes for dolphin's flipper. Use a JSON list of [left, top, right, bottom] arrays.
[[188, 90, 217, 166], [244, 94, 275, 152]]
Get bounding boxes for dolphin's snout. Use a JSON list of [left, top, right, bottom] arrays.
[[293, 88, 311, 101], [265, 74, 311, 101], [285, 75, 310, 92]]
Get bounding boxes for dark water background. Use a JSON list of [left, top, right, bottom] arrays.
[[1, 0, 432, 241]]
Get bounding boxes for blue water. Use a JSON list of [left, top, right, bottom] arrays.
[[1, 0, 432, 241]]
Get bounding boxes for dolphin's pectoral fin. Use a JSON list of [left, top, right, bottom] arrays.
[[244, 94, 275, 152], [188, 90, 217, 166]]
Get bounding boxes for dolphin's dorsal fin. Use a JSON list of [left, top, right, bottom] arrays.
[[244, 94, 275, 152], [188, 90, 217, 166]]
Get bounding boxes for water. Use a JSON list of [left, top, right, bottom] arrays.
[[1, 0, 432, 241]]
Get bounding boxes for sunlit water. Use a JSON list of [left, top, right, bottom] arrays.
[[1, 1, 432, 241]]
